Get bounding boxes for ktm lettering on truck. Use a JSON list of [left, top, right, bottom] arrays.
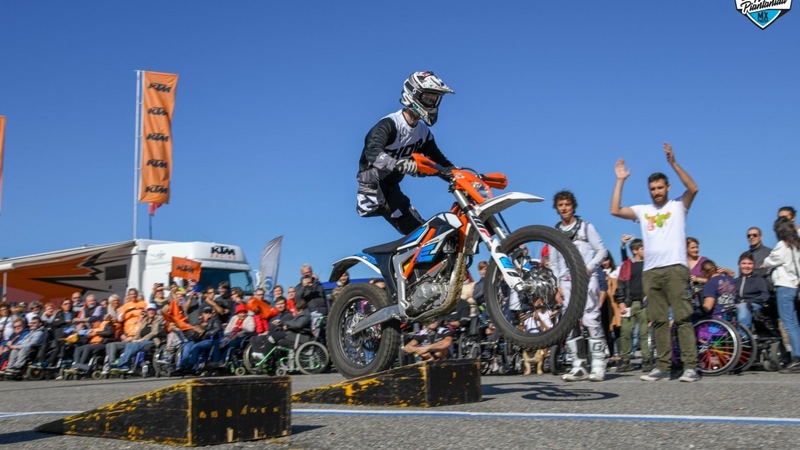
[[146, 159, 168, 168], [148, 83, 172, 93], [146, 133, 170, 142], [210, 246, 236, 260]]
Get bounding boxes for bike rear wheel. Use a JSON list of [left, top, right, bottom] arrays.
[[326, 284, 400, 379], [694, 319, 742, 376], [485, 225, 587, 349]]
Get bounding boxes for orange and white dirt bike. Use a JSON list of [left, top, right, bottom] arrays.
[[327, 154, 587, 378]]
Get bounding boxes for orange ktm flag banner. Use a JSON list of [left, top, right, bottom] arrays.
[[171, 256, 201, 281], [139, 71, 178, 204], [163, 298, 195, 332], [0, 116, 5, 212]]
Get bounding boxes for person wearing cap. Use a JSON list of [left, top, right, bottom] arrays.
[[403, 316, 453, 361], [110, 303, 165, 371], [2, 316, 45, 375], [176, 306, 222, 373], [214, 303, 255, 365], [68, 315, 115, 373]]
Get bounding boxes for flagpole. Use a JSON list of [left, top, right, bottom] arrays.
[[133, 70, 142, 240]]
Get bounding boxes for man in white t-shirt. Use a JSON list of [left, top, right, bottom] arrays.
[[610, 142, 700, 383]]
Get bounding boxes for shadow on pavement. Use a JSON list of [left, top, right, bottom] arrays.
[[482, 380, 618, 402], [0, 431, 50, 445]]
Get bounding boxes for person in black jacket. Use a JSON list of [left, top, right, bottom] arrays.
[[295, 264, 328, 317], [356, 71, 456, 235], [616, 235, 651, 372], [177, 306, 222, 372], [734, 252, 770, 330], [258, 300, 314, 358]]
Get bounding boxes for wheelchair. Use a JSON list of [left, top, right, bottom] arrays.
[[152, 339, 183, 378], [210, 334, 253, 377], [243, 333, 330, 376], [105, 346, 156, 378]]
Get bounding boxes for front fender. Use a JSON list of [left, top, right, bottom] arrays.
[[475, 192, 544, 221], [329, 253, 382, 282]]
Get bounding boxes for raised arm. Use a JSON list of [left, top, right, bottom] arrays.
[[611, 158, 636, 220], [664, 142, 698, 210]]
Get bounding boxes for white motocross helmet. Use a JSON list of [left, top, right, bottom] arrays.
[[400, 71, 454, 126]]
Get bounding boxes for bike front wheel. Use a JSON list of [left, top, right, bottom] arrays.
[[485, 225, 587, 349]]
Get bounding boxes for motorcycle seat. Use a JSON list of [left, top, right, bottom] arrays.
[[363, 235, 410, 255]]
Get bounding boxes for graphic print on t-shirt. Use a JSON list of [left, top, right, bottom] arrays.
[[643, 212, 672, 231]]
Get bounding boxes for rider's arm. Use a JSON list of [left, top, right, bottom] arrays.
[[419, 134, 453, 168], [362, 118, 400, 176]]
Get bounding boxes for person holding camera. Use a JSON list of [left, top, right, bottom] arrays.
[[295, 264, 327, 317]]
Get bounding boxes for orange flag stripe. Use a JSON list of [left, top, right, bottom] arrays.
[[139, 71, 178, 204]]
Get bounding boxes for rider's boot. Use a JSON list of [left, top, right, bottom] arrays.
[[562, 337, 588, 381], [588, 338, 608, 382]]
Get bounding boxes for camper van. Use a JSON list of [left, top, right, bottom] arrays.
[[0, 240, 253, 304]]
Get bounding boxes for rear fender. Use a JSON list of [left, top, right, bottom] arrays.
[[329, 253, 382, 282]]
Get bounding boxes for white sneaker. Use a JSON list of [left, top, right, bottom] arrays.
[[679, 369, 700, 382], [562, 366, 589, 381], [251, 352, 265, 361]]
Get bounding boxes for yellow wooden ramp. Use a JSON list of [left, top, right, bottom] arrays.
[[292, 359, 481, 407], [36, 376, 291, 447]]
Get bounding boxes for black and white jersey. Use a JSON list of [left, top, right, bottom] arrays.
[[358, 109, 452, 181]]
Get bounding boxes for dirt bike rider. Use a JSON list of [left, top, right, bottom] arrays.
[[356, 71, 456, 235], [550, 190, 610, 382]]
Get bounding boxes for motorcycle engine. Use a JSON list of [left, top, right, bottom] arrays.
[[407, 280, 449, 313]]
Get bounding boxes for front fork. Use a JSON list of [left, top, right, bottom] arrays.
[[463, 207, 526, 294]]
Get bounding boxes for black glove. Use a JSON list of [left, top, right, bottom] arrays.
[[441, 165, 456, 178], [395, 159, 417, 175]]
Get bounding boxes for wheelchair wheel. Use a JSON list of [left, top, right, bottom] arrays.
[[152, 348, 171, 378], [694, 319, 742, 376], [243, 343, 267, 375], [90, 370, 104, 380], [732, 324, 756, 373], [296, 341, 330, 375], [763, 341, 791, 372], [234, 366, 247, 376], [26, 366, 46, 381], [275, 367, 288, 376]]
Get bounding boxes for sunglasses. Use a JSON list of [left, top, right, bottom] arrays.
[[747, 233, 759, 238]]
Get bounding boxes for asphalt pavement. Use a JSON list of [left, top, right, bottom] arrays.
[[0, 369, 798, 449]]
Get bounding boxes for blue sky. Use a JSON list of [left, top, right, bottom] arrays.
[[1, 2, 798, 286]]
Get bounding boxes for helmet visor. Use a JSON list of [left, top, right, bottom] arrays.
[[418, 91, 442, 108]]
